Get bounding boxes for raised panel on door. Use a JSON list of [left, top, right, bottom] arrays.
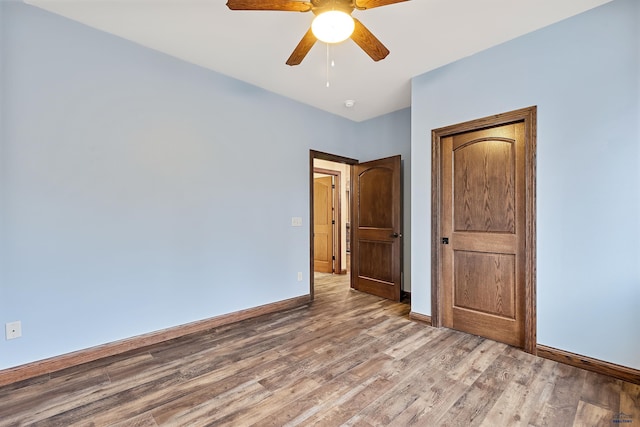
[[453, 137, 515, 233], [453, 251, 516, 319]]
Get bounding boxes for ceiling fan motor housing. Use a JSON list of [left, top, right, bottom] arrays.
[[310, 0, 356, 15]]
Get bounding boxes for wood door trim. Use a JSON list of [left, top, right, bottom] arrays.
[[431, 106, 537, 354], [309, 150, 358, 301], [313, 168, 342, 275]]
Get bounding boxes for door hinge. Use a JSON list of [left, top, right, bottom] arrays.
[[332, 220, 335, 224], [332, 255, 336, 260]]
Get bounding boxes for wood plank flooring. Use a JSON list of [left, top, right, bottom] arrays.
[[1, 274, 638, 426]]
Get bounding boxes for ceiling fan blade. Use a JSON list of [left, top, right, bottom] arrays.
[[226, 0, 312, 12], [350, 18, 390, 62], [354, 0, 409, 10], [286, 28, 317, 66]]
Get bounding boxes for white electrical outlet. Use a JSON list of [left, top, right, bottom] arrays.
[[297, 272, 303, 281], [6, 321, 22, 340]]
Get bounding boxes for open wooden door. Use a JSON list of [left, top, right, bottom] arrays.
[[351, 155, 402, 301], [313, 175, 334, 273]]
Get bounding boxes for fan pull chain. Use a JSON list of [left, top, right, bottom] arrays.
[[326, 44, 330, 88], [326, 44, 336, 88]]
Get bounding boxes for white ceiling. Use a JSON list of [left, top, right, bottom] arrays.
[[25, 0, 612, 122]]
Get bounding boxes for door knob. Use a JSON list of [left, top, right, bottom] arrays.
[[391, 233, 402, 238], [442, 237, 449, 244]]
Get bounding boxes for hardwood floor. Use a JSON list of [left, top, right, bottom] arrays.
[[1, 274, 638, 426]]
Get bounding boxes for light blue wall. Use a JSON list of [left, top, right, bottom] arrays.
[[0, 1, 410, 369], [411, 0, 639, 369]]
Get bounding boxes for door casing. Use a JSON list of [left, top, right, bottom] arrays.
[[431, 106, 537, 354]]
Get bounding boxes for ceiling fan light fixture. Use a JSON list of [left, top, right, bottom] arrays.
[[311, 11, 355, 44]]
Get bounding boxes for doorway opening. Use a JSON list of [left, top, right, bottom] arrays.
[[309, 151, 357, 300], [313, 166, 347, 275], [310, 150, 404, 303]]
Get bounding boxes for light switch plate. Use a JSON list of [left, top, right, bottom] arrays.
[[291, 217, 303, 227]]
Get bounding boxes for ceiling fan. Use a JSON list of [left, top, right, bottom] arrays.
[[226, 0, 409, 66]]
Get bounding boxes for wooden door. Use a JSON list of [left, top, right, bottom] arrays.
[[314, 176, 334, 273], [441, 122, 526, 348], [351, 155, 402, 301]]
